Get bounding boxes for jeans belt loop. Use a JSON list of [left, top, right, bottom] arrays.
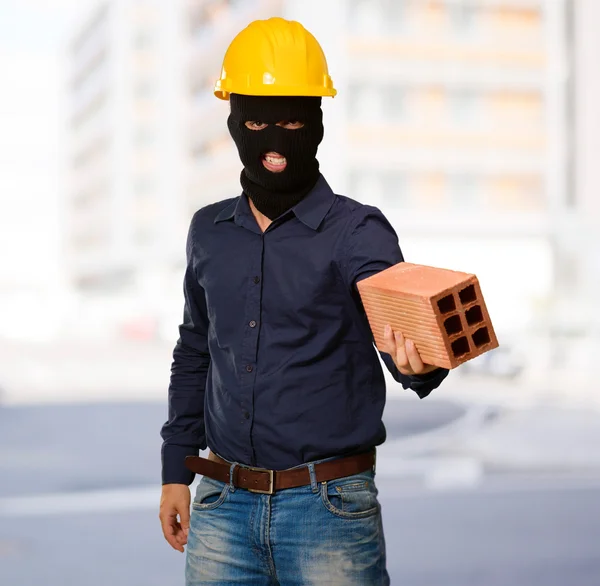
[[228, 462, 238, 492], [307, 462, 318, 493]]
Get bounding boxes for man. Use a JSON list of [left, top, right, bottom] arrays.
[[159, 17, 448, 585]]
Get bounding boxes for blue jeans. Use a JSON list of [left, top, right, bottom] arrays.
[[185, 457, 389, 585]]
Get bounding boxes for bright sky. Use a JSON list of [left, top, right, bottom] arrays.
[[0, 0, 96, 290]]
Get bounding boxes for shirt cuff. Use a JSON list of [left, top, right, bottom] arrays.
[[408, 367, 450, 399], [161, 444, 199, 485]]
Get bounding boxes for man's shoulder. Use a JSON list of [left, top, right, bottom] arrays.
[[330, 193, 388, 227], [334, 193, 379, 211], [190, 196, 239, 226]]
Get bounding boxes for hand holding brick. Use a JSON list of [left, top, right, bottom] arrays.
[[356, 262, 498, 369]]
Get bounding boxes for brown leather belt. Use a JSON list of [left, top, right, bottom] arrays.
[[184, 450, 376, 495]]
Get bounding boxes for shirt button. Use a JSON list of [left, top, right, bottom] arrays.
[[245, 364, 253, 373], [253, 276, 260, 284], [249, 320, 257, 328], [243, 411, 250, 420]]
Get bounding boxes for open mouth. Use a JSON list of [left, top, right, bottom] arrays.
[[262, 152, 287, 172]]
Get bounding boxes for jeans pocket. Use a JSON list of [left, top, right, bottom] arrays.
[[320, 472, 380, 519], [192, 476, 230, 511]]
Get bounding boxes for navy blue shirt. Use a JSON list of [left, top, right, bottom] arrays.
[[161, 175, 449, 485]]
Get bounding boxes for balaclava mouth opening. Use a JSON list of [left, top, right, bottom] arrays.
[[227, 94, 324, 221]]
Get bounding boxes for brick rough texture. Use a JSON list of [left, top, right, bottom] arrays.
[[356, 262, 499, 369]]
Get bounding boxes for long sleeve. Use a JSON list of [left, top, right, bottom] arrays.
[[160, 214, 211, 485], [342, 205, 449, 398]]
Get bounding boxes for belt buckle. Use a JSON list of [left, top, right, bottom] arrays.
[[245, 466, 275, 495]]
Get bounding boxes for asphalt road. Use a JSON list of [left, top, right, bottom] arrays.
[[0, 398, 464, 498], [1, 478, 599, 586], [381, 478, 600, 586], [1, 399, 600, 585]]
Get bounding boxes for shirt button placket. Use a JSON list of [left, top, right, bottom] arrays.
[[243, 242, 263, 466]]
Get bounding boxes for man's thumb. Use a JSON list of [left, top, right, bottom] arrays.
[[180, 505, 190, 535]]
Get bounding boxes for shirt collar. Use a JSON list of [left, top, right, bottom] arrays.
[[213, 174, 336, 231], [292, 175, 336, 230], [213, 198, 239, 223]]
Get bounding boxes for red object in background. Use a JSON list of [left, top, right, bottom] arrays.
[[120, 317, 156, 340], [357, 262, 499, 369]]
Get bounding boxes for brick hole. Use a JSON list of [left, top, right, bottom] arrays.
[[465, 305, 484, 326], [451, 336, 470, 358], [458, 284, 477, 305], [443, 315, 462, 336], [472, 327, 491, 348], [437, 294, 456, 314]]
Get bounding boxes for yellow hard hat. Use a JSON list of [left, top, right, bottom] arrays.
[[214, 17, 337, 100]]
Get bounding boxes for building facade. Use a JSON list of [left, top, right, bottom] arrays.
[[288, 0, 571, 337], [64, 0, 283, 338]]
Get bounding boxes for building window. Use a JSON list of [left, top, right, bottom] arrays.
[[348, 0, 382, 35], [382, 86, 406, 122], [447, 174, 479, 208], [347, 170, 382, 204], [135, 126, 155, 146], [449, 89, 480, 125], [382, 0, 407, 34], [135, 79, 155, 99], [490, 175, 543, 211], [191, 85, 204, 105], [134, 176, 156, 195], [70, 3, 109, 56], [70, 92, 107, 131], [348, 84, 382, 123], [448, 0, 477, 35], [134, 29, 155, 49], [381, 172, 409, 208], [192, 144, 209, 165], [190, 4, 212, 39], [76, 269, 134, 293], [72, 135, 108, 169], [135, 225, 155, 245], [191, 75, 215, 105]]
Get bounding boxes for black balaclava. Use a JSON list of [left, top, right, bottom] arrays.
[[228, 93, 324, 220]]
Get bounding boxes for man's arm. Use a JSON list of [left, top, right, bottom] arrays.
[[160, 213, 210, 485], [341, 205, 449, 398]]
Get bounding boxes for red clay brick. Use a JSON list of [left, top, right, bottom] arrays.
[[356, 262, 498, 369]]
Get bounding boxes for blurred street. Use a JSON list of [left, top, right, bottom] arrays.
[[1, 394, 600, 585]]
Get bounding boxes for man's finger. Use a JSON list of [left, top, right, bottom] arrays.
[[175, 528, 187, 547], [174, 513, 188, 546], [381, 324, 395, 355], [168, 528, 185, 552], [405, 338, 425, 374], [394, 331, 409, 371], [160, 512, 185, 552], [179, 506, 190, 538]]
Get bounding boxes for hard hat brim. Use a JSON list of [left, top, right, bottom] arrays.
[[214, 84, 337, 101]]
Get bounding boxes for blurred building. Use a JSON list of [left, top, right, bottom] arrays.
[[63, 0, 282, 339], [289, 0, 572, 337], [65, 0, 181, 338], [64, 0, 580, 345], [540, 0, 600, 382]]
